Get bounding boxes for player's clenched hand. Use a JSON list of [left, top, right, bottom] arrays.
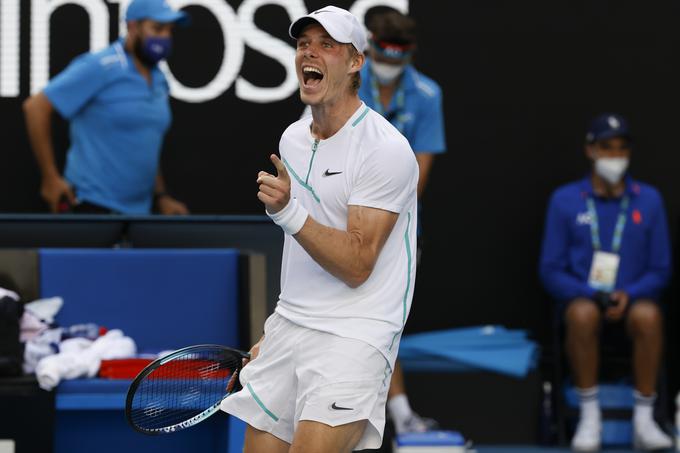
[[226, 369, 239, 393], [242, 336, 263, 369], [227, 337, 262, 393], [257, 154, 291, 214]]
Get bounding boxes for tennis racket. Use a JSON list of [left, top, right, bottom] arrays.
[[125, 344, 250, 435]]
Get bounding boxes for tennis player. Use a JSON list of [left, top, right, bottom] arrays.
[[220, 6, 419, 452]]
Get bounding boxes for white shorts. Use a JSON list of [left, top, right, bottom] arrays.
[[220, 312, 392, 450]]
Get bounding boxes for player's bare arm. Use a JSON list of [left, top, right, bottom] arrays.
[[295, 205, 397, 288], [257, 153, 398, 288]]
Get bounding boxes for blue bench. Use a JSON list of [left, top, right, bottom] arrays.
[[39, 248, 243, 453]]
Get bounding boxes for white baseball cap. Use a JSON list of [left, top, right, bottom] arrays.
[[289, 6, 367, 52]]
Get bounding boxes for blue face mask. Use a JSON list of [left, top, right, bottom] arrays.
[[139, 36, 172, 66]]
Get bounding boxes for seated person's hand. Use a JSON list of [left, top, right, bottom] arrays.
[[604, 290, 629, 322]]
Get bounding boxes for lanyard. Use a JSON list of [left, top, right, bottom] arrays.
[[370, 76, 406, 133], [586, 196, 629, 253]]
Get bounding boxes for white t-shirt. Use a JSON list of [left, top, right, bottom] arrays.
[[274, 102, 419, 369]]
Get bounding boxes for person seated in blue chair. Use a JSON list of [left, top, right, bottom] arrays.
[[539, 113, 673, 451]]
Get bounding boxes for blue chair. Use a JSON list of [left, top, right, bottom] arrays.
[[550, 302, 672, 447]]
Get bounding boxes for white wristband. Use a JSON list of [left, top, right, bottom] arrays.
[[267, 198, 308, 235]]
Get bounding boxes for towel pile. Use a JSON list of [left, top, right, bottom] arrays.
[[35, 329, 136, 390]]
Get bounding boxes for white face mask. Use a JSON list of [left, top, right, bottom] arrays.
[[371, 61, 405, 85], [595, 157, 629, 184]]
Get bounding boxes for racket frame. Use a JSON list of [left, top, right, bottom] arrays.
[[125, 344, 249, 435]]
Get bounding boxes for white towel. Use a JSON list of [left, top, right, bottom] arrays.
[[35, 337, 92, 390], [23, 297, 63, 324], [35, 330, 137, 391], [22, 327, 62, 374], [20, 310, 50, 342]]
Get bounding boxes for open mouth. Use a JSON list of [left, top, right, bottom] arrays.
[[302, 66, 324, 87]]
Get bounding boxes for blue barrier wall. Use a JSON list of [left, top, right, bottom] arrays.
[[39, 248, 241, 453], [40, 248, 240, 351]]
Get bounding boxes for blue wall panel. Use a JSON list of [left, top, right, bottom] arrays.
[[39, 248, 240, 351], [39, 248, 241, 453]]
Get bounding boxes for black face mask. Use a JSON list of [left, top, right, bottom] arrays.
[[133, 35, 158, 69]]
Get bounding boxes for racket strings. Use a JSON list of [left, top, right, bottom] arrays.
[[129, 349, 240, 431]]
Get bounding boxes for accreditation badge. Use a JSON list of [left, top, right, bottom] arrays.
[[588, 251, 620, 292]]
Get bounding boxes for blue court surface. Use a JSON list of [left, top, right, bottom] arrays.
[[388, 431, 674, 452], [475, 447, 656, 453]]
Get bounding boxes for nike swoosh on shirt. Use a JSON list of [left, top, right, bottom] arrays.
[[323, 169, 343, 177], [331, 402, 353, 411]]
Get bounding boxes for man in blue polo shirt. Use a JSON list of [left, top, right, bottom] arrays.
[[23, 0, 189, 215], [358, 8, 446, 435], [539, 113, 672, 451], [359, 8, 446, 206]]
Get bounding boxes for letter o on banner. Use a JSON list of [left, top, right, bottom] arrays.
[[161, 0, 244, 103]]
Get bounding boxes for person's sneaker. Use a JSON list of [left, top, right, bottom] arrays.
[[571, 417, 601, 452], [632, 419, 673, 451], [397, 412, 440, 434]]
